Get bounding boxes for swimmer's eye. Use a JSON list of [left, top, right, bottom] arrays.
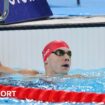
[[52, 49, 72, 57]]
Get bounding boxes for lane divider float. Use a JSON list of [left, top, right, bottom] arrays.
[[0, 84, 105, 103]]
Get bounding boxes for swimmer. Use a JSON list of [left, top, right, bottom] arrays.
[[0, 40, 83, 78], [42, 40, 83, 78]]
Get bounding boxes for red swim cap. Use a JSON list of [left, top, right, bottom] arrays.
[[42, 40, 69, 62]]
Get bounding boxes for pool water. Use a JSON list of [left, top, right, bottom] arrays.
[[48, 0, 105, 17], [0, 68, 105, 105]]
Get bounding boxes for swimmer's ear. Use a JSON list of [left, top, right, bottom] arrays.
[[44, 58, 48, 65]]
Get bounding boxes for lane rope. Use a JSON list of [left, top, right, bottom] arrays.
[[0, 84, 105, 103]]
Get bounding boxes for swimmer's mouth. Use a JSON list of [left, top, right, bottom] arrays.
[[62, 64, 69, 68]]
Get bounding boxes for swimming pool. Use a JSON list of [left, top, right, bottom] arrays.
[[0, 68, 105, 105], [48, 0, 105, 17], [0, 0, 105, 105]]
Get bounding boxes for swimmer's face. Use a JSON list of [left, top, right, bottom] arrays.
[[45, 47, 71, 75]]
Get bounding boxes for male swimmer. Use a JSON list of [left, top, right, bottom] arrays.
[[42, 40, 82, 78], [0, 40, 82, 78]]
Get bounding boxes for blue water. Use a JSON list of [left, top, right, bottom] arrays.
[[48, 0, 105, 17], [0, 68, 105, 105]]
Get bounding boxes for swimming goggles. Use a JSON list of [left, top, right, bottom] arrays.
[[52, 49, 72, 58]]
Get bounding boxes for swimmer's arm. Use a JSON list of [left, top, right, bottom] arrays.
[[64, 74, 86, 78], [0, 63, 39, 76], [0, 63, 16, 74], [17, 69, 39, 76]]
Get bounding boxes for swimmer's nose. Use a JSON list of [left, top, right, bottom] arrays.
[[65, 58, 69, 62], [64, 54, 70, 61]]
